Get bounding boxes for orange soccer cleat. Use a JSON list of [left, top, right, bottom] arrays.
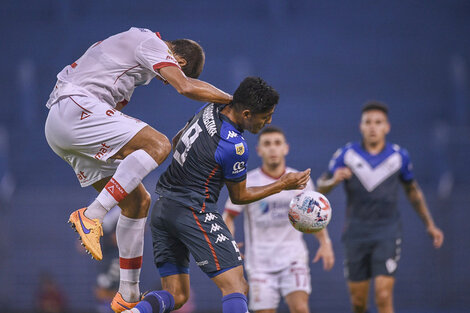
[[68, 207, 103, 260], [111, 292, 139, 313]]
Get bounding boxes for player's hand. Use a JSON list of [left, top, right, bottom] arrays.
[[333, 167, 352, 184], [312, 240, 335, 271], [279, 169, 311, 190], [427, 225, 444, 249]]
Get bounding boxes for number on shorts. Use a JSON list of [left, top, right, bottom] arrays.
[[174, 120, 203, 166], [232, 240, 242, 261]]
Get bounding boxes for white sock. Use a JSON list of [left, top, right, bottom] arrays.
[[92, 150, 158, 216], [117, 214, 147, 302]]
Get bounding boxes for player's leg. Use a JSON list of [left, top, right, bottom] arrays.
[[90, 178, 150, 308], [343, 241, 374, 313], [348, 280, 371, 313], [211, 265, 249, 313], [285, 291, 309, 313], [371, 238, 401, 313], [374, 276, 395, 313]]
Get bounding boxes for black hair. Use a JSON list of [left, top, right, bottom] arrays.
[[169, 39, 205, 78], [362, 100, 389, 116], [258, 126, 285, 141], [232, 77, 279, 114]]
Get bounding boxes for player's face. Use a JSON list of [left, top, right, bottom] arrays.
[[257, 132, 289, 167], [360, 110, 390, 145], [243, 107, 275, 134]]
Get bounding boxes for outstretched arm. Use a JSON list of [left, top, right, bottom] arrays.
[[159, 66, 232, 104], [402, 180, 444, 248], [316, 167, 352, 194], [226, 169, 311, 205]]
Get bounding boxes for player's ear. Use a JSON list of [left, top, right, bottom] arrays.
[[385, 121, 391, 135], [242, 109, 251, 119], [284, 143, 290, 156], [174, 55, 187, 68]]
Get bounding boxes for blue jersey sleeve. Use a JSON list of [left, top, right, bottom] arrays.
[[215, 123, 249, 182], [327, 144, 349, 176], [399, 148, 414, 182]]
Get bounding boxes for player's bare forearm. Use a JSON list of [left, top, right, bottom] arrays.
[[184, 78, 232, 104], [313, 228, 332, 246], [226, 170, 310, 205], [222, 211, 236, 236], [403, 181, 435, 228]]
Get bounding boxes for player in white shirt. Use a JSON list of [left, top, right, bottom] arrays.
[[223, 126, 335, 313], [44, 27, 232, 313]]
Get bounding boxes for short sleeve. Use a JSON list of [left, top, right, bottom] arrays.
[[224, 197, 245, 216], [399, 148, 414, 183], [214, 127, 249, 182], [135, 36, 180, 74], [306, 178, 315, 191], [327, 145, 348, 176]]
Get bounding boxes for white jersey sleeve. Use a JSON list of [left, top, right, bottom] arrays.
[[224, 196, 246, 216], [135, 36, 180, 77]]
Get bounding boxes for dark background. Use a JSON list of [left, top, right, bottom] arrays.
[[0, 1, 469, 312]]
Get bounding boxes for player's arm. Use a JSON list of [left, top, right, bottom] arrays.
[[226, 169, 311, 205], [172, 122, 191, 152], [311, 228, 335, 271], [402, 180, 444, 248], [316, 167, 352, 194], [222, 210, 238, 236], [159, 66, 232, 104]]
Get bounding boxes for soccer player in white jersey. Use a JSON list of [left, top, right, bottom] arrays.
[[223, 126, 335, 313], [316, 101, 444, 313], [44, 27, 232, 312]]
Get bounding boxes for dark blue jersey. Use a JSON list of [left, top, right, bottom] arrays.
[[327, 142, 414, 242], [156, 103, 249, 213]]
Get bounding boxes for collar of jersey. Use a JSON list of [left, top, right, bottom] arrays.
[[219, 112, 244, 133]]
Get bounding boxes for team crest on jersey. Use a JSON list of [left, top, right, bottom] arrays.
[[235, 142, 245, 155]]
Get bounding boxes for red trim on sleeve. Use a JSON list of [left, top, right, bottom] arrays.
[[155, 32, 161, 39], [224, 208, 241, 216], [119, 256, 143, 269], [153, 62, 180, 71], [71, 62, 77, 68]]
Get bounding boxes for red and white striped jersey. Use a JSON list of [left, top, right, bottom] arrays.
[[46, 27, 180, 109], [224, 167, 315, 273]]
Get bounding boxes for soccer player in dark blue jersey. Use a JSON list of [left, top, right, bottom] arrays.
[[316, 101, 444, 313], [123, 77, 311, 313]]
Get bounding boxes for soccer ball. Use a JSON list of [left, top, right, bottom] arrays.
[[288, 190, 332, 233]]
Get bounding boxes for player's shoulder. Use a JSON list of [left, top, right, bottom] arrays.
[[219, 120, 245, 144], [285, 166, 300, 173], [332, 142, 355, 158], [246, 168, 261, 179], [388, 142, 411, 159]]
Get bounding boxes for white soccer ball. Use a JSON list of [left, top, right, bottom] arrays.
[[288, 190, 332, 233]]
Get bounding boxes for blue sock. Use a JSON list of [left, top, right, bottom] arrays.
[[134, 290, 175, 313], [222, 293, 248, 313]]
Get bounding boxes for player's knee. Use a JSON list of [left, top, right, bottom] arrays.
[[138, 189, 151, 212], [163, 288, 189, 310], [290, 302, 309, 313], [220, 275, 248, 296], [375, 289, 392, 307], [351, 294, 367, 310], [147, 134, 171, 164]]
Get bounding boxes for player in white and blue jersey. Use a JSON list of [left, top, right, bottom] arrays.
[[316, 101, 444, 313], [123, 77, 311, 313]]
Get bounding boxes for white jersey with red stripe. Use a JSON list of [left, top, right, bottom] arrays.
[[46, 27, 180, 109], [224, 167, 315, 273]]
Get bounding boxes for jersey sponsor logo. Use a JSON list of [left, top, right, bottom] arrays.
[[80, 111, 90, 120], [204, 213, 218, 222], [202, 104, 217, 137], [106, 109, 116, 116], [215, 234, 229, 243], [226, 130, 238, 139], [235, 142, 245, 155], [166, 55, 177, 63], [94, 143, 111, 160], [210, 223, 222, 233], [232, 161, 245, 174], [196, 260, 209, 267], [344, 149, 402, 192], [76, 171, 87, 181]]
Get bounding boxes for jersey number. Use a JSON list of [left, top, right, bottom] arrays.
[[174, 121, 203, 166]]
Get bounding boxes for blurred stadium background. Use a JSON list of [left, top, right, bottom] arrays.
[[0, 1, 469, 312]]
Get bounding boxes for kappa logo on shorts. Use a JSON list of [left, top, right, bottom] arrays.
[[215, 234, 229, 243], [210, 223, 222, 233], [204, 213, 218, 222]]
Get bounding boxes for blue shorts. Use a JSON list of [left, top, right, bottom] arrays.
[[151, 197, 243, 277], [343, 237, 402, 281]]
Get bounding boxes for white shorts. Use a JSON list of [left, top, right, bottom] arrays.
[[247, 261, 311, 311], [45, 96, 147, 187]]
